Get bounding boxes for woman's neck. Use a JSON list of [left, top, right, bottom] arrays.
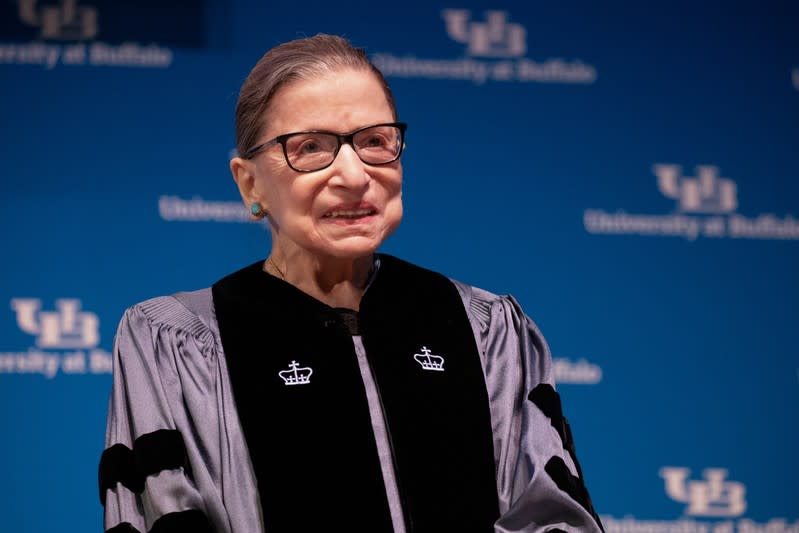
[[265, 247, 374, 311]]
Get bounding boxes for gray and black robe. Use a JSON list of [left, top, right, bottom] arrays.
[[99, 254, 603, 533]]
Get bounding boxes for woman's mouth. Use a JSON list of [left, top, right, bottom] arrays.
[[322, 208, 377, 219]]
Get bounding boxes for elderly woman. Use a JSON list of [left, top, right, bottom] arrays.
[[98, 35, 603, 533]]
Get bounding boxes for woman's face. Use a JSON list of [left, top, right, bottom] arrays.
[[241, 68, 403, 261]]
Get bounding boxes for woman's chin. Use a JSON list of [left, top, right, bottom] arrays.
[[326, 240, 382, 259], [310, 223, 398, 257]]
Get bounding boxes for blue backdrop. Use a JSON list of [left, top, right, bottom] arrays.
[[2, 0, 798, 531]]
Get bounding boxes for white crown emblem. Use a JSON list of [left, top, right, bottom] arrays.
[[413, 346, 445, 372], [278, 360, 313, 385]]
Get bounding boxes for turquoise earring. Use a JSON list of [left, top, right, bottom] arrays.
[[251, 203, 267, 218]]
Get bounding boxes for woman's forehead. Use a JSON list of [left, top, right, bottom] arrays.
[[263, 69, 394, 134]]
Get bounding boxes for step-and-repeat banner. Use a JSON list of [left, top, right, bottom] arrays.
[[2, 1, 797, 531]]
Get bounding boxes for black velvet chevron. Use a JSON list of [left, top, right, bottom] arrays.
[[98, 429, 189, 506], [99, 444, 139, 503], [528, 385, 575, 464], [150, 510, 213, 533], [105, 510, 212, 533], [545, 456, 593, 514], [529, 384, 605, 532], [212, 254, 499, 533], [106, 523, 140, 533]]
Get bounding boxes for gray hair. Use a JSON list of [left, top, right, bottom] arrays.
[[234, 34, 397, 157]]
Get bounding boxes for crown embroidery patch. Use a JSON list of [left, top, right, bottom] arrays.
[[413, 346, 445, 372], [279, 360, 313, 385]]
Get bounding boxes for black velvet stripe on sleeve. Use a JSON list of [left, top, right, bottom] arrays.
[[528, 384, 570, 448], [98, 429, 189, 506], [532, 385, 605, 532], [104, 511, 212, 533], [134, 429, 190, 482], [528, 384, 583, 477], [99, 443, 140, 504], [150, 510, 212, 533], [545, 457, 605, 532], [106, 523, 141, 533], [545, 456, 592, 513]]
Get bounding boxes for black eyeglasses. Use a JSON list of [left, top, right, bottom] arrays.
[[242, 122, 407, 172]]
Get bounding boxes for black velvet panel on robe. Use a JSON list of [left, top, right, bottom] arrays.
[[360, 255, 499, 532], [212, 254, 499, 532]]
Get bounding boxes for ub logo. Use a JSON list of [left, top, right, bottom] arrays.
[[653, 164, 738, 213], [442, 9, 526, 57], [18, 0, 98, 40], [10, 298, 99, 349], [659, 467, 746, 517]]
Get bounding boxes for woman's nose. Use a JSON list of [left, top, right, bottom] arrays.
[[329, 144, 370, 189]]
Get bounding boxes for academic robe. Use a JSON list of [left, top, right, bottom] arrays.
[[98, 254, 603, 533]]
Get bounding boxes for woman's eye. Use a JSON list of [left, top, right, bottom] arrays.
[[293, 135, 328, 153], [299, 141, 321, 154], [290, 134, 336, 157], [363, 135, 387, 147]]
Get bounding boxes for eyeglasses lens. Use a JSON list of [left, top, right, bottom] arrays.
[[285, 125, 402, 172]]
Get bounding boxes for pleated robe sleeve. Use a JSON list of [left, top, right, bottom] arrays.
[[98, 294, 262, 533], [453, 281, 604, 533]]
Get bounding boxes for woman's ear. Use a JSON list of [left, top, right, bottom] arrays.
[[230, 157, 268, 218]]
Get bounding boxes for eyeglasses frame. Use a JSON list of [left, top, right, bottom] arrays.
[[241, 122, 408, 172]]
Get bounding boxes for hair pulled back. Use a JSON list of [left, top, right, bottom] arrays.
[[234, 34, 397, 157]]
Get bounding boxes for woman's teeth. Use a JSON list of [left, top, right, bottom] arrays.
[[324, 209, 374, 218]]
